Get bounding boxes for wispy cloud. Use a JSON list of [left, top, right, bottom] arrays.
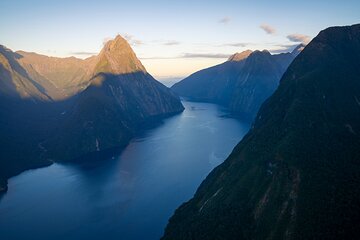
[[70, 51, 97, 56], [140, 52, 230, 60], [222, 42, 248, 47], [103, 37, 113, 45], [287, 34, 311, 44], [163, 40, 181, 46], [181, 53, 229, 59], [269, 44, 300, 54], [140, 56, 175, 60], [123, 34, 144, 46], [218, 17, 231, 24], [260, 24, 276, 35]]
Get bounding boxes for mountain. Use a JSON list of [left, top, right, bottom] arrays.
[[16, 51, 97, 99], [93, 35, 146, 75], [227, 50, 253, 61], [0, 35, 184, 192], [162, 24, 360, 240], [0, 46, 53, 100], [171, 46, 302, 120], [0, 46, 99, 101], [45, 36, 184, 161]]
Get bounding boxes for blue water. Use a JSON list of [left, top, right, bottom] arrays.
[[0, 101, 250, 240]]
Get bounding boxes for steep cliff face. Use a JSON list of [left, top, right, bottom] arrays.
[[0, 46, 57, 191], [47, 36, 183, 161], [171, 47, 300, 120], [1, 35, 147, 101], [162, 24, 360, 240], [93, 35, 146, 75], [227, 50, 296, 118], [0, 46, 52, 100], [0, 35, 183, 191], [0, 48, 98, 101]]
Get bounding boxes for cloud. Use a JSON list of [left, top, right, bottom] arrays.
[[260, 24, 276, 35], [269, 44, 300, 54], [181, 53, 230, 59], [139, 56, 175, 60], [222, 42, 248, 47], [218, 17, 231, 24], [70, 51, 97, 56], [287, 34, 311, 44], [102, 37, 113, 45], [140, 52, 230, 60], [163, 40, 181, 46], [102, 35, 143, 46], [123, 34, 143, 46]]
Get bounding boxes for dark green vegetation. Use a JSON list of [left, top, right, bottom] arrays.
[[0, 36, 184, 192], [163, 24, 360, 240], [171, 45, 302, 120]]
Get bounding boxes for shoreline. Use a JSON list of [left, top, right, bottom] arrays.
[[0, 109, 184, 196]]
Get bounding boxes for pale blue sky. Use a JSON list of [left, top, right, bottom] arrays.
[[1, 0, 359, 79]]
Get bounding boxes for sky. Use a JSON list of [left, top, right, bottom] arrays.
[[1, 0, 359, 81]]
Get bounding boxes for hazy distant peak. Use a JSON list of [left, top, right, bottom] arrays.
[[249, 49, 272, 58], [252, 49, 269, 53], [291, 43, 306, 55], [228, 50, 253, 62]]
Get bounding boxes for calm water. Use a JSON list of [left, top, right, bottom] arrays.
[[0, 101, 250, 240]]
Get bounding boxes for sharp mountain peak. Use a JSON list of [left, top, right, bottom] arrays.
[[94, 35, 146, 75]]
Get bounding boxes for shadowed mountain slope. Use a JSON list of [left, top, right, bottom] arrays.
[[163, 24, 360, 240], [0, 35, 184, 192], [172, 45, 303, 120]]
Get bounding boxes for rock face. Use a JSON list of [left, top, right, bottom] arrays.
[[0, 35, 184, 191], [227, 50, 253, 62], [93, 35, 146, 75], [171, 46, 302, 120], [162, 24, 360, 240], [0, 46, 98, 101], [15, 51, 97, 99], [46, 35, 184, 161], [0, 46, 53, 100]]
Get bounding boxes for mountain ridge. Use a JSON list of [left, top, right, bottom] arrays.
[[228, 50, 253, 62], [162, 23, 360, 240], [1, 35, 149, 101], [0, 35, 184, 192], [172, 47, 301, 120]]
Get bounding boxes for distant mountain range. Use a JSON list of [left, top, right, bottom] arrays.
[[162, 24, 360, 240], [0, 35, 184, 192], [171, 45, 304, 120]]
